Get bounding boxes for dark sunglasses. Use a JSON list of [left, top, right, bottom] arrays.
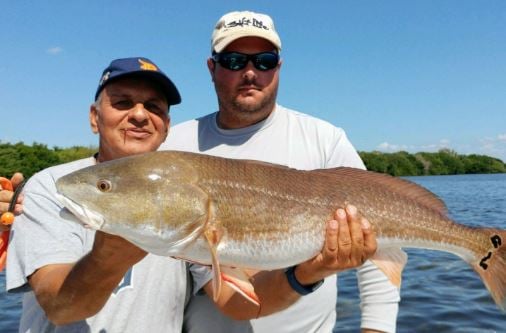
[[212, 52, 280, 71]]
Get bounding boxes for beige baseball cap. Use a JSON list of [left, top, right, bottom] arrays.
[[211, 11, 282, 53]]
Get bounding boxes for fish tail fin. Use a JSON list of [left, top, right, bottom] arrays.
[[472, 229, 506, 311]]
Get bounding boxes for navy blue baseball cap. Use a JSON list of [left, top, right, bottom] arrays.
[[95, 57, 181, 105]]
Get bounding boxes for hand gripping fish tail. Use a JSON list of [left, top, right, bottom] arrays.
[[472, 229, 506, 311]]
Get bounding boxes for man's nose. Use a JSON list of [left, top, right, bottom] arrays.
[[242, 63, 258, 82], [129, 103, 149, 121]]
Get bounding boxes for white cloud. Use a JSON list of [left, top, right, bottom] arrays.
[[377, 142, 410, 152], [476, 134, 506, 161], [377, 139, 449, 153], [46, 46, 63, 55], [420, 139, 451, 151]]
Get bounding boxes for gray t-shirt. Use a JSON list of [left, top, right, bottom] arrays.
[[7, 157, 188, 333]]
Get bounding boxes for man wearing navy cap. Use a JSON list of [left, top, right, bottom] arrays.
[[4, 56, 377, 333], [5, 57, 188, 332]]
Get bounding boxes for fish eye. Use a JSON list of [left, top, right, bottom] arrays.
[[97, 179, 112, 192]]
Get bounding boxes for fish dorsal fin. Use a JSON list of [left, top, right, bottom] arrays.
[[370, 247, 408, 288], [204, 224, 223, 302], [315, 167, 448, 216], [221, 267, 260, 306]]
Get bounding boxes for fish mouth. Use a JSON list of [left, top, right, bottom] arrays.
[[55, 193, 105, 230]]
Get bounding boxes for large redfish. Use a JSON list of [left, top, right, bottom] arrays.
[[55, 150, 506, 310]]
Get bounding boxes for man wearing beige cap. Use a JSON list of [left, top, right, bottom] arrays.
[[163, 10, 400, 333], [0, 20, 378, 333]]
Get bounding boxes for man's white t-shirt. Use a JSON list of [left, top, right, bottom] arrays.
[[162, 104, 400, 333]]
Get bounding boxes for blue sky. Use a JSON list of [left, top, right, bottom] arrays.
[[1, 1, 505, 162]]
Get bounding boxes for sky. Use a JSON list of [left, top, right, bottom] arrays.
[[1, 1, 505, 162]]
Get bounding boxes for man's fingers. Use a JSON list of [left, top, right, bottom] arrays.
[[336, 208, 352, 263], [11, 173, 25, 189], [322, 219, 339, 264], [0, 192, 13, 214], [346, 205, 365, 263], [361, 217, 377, 258]]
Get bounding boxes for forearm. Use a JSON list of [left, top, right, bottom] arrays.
[[30, 252, 132, 325], [251, 269, 302, 317], [30, 232, 146, 325], [214, 268, 301, 320], [358, 260, 400, 333]]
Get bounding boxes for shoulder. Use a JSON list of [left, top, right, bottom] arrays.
[[275, 105, 364, 169], [25, 157, 95, 194], [173, 113, 216, 134], [276, 105, 345, 135], [275, 105, 347, 144], [161, 113, 216, 151]]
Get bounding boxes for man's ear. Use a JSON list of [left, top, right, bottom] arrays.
[[207, 58, 216, 82], [90, 105, 99, 134], [164, 114, 171, 141]]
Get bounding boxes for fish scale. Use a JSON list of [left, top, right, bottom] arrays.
[[55, 150, 506, 311]]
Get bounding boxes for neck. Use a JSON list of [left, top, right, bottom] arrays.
[[216, 103, 276, 129]]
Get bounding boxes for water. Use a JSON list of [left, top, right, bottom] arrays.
[[1, 174, 505, 332], [0, 269, 21, 332], [334, 173, 506, 333]]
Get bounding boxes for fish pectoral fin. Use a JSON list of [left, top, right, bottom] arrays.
[[370, 247, 408, 288], [221, 266, 260, 306], [204, 226, 223, 302]]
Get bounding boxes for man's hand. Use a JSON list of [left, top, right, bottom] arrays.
[[0, 173, 25, 231], [294, 204, 377, 285], [91, 231, 147, 267], [210, 204, 378, 320]]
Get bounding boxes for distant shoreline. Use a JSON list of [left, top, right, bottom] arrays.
[[0, 142, 504, 178], [360, 149, 506, 176]]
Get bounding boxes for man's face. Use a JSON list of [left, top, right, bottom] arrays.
[[90, 77, 170, 162], [209, 37, 281, 128]]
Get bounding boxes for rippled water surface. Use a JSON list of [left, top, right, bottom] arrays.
[[334, 173, 505, 333], [1, 174, 505, 332]]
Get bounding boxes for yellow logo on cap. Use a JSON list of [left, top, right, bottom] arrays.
[[138, 59, 158, 71]]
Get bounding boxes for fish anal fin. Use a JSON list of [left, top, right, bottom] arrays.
[[221, 266, 260, 306], [370, 247, 408, 288]]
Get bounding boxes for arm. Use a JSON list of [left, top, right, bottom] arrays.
[[357, 259, 400, 333], [205, 204, 376, 320], [329, 131, 400, 333], [28, 231, 146, 325]]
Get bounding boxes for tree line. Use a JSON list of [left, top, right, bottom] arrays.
[[0, 142, 96, 179], [360, 149, 506, 176], [0, 142, 504, 179]]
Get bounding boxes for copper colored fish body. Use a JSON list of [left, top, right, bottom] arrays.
[[55, 150, 506, 310]]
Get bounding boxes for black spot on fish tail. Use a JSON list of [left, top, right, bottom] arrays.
[[480, 252, 493, 270], [491, 235, 502, 249]]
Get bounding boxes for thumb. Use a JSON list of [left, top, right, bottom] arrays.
[[11, 173, 25, 189]]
